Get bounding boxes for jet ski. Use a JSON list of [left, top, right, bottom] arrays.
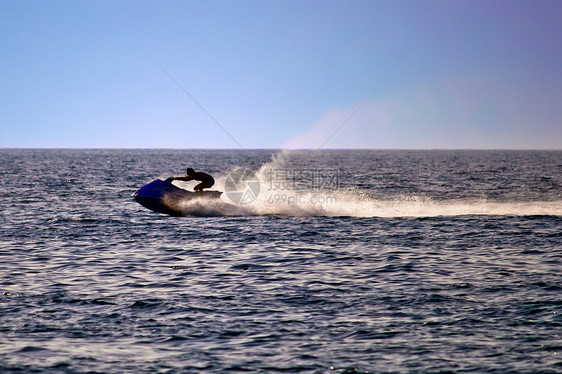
[[132, 179, 223, 216]]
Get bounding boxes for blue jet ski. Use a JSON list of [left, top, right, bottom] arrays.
[[132, 179, 223, 216]]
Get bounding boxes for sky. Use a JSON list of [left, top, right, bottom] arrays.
[[1, 0, 560, 149]]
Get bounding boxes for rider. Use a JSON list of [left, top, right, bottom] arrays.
[[168, 168, 215, 192]]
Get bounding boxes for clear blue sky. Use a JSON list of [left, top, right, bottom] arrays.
[[1, 0, 560, 149]]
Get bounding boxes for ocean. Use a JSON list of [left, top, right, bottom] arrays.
[[1, 149, 561, 373]]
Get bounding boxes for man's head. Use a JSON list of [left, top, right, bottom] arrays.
[[186, 168, 195, 176]]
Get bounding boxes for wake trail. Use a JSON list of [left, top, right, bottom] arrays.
[[174, 151, 562, 218]]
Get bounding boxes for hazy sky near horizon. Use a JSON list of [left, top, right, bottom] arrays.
[[1, 0, 560, 149]]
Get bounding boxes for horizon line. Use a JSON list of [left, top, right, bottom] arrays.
[[1, 147, 561, 151]]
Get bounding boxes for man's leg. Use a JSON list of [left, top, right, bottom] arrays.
[[194, 181, 211, 192]]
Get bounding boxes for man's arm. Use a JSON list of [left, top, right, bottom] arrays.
[[168, 176, 193, 182]]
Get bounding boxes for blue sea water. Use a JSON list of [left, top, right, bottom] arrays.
[[0, 149, 561, 373]]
